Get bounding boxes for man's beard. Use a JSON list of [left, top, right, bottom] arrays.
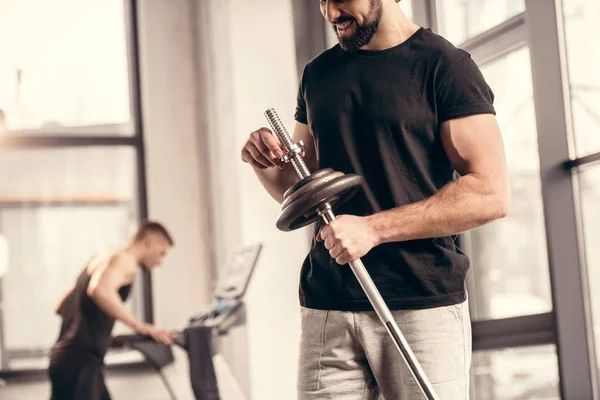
[[334, 0, 383, 52]]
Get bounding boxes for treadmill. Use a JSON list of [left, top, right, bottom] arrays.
[[112, 243, 263, 400]]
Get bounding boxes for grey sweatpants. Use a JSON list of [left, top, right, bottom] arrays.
[[297, 300, 471, 400]]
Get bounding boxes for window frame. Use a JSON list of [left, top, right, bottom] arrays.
[[0, 0, 153, 375]]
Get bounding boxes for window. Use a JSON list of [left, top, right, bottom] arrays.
[[563, 0, 600, 157], [437, 0, 525, 45], [0, 148, 144, 370], [431, 0, 600, 397], [577, 164, 600, 371], [0, 0, 149, 373], [563, 0, 600, 378], [0, 0, 133, 134], [465, 47, 552, 321], [472, 345, 560, 400], [0, 147, 138, 201]]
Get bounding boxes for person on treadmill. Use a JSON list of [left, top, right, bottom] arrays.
[[48, 221, 175, 400]]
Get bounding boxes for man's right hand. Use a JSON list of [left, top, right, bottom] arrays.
[[132, 321, 174, 345], [241, 127, 287, 170]]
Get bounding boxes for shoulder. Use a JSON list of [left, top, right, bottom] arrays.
[[302, 44, 344, 77], [106, 251, 137, 275], [415, 28, 466, 59], [412, 28, 475, 77]]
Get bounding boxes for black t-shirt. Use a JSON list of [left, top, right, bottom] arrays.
[[52, 267, 132, 360], [294, 27, 495, 311]]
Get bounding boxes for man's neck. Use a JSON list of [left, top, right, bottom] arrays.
[[361, 7, 420, 51], [122, 243, 143, 266]]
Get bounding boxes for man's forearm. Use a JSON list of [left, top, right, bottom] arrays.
[[89, 290, 139, 328], [254, 165, 299, 204], [367, 173, 509, 244]]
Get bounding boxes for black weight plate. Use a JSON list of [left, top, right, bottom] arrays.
[[283, 169, 334, 200], [282, 170, 344, 210], [277, 174, 364, 231], [284, 184, 360, 231]]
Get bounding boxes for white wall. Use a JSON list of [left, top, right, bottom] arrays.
[[138, 0, 213, 329], [133, 0, 214, 397], [194, 0, 309, 399], [230, 1, 309, 398]]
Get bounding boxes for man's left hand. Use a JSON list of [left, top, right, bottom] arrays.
[[317, 215, 380, 265]]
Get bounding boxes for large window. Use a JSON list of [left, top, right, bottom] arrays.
[[0, 0, 133, 134], [437, 0, 525, 45], [0, 0, 149, 373], [578, 165, 600, 371], [463, 42, 558, 399], [563, 0, 600, 157], [433, 0, 599, 397], [563, 0, 600, 383], [466, 47, 552, 321], [472, 345, 560, 400]]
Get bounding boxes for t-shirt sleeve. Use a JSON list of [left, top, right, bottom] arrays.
[[294, 65, 309, 125], [436, 51, 496, 122]]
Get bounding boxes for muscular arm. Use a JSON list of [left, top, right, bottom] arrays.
[[251, 122, 318, 203], [367, 114, 510, 243], [86, 255, 139, 329]]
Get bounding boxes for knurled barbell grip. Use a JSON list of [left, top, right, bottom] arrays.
[[264, 108, 310, 179]]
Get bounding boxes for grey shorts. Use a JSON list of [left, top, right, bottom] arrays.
[[297, 299, 472, 400]]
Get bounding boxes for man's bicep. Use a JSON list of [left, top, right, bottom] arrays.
[[440, 114, 507, 180], [292, 121, 318, 171]]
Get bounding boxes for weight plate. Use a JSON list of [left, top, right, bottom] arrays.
[[281, 169, 345, 210], [277, 173, 363, 231]]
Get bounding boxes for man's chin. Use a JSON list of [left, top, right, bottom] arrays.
[[339, 39, 362, 53], [335, 29, 357, 51]]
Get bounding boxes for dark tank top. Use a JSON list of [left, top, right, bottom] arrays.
[[53, 265, 132, 360]]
